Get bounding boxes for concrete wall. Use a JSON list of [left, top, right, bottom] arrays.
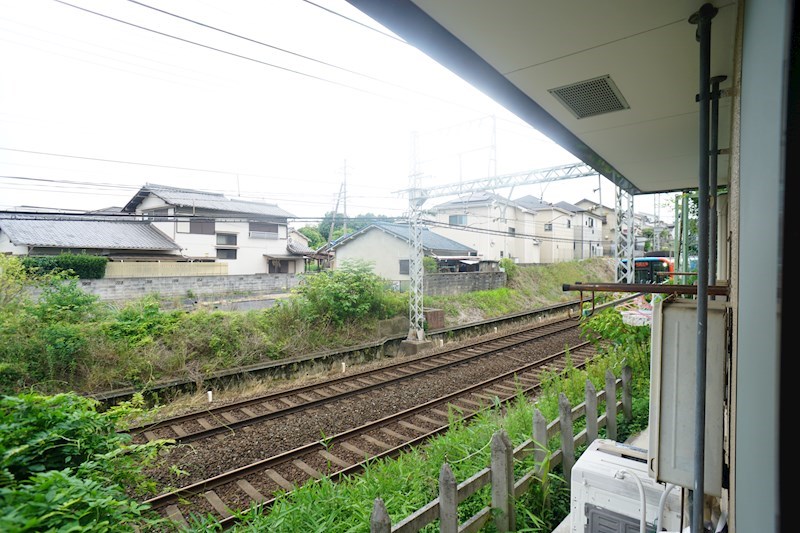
[[73, 273, 299, 302], [423, 271, 506, 296]]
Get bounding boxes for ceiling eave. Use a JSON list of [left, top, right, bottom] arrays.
[[345, 0, 640, 195]]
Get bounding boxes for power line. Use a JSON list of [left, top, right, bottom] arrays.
[[52, 0, 387, 98], [299, 0, 406, 43]]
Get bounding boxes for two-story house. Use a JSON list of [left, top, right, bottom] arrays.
[[427, 192, 580, 264], [123, 184, 304, 275], [553, 201, 604, 259]]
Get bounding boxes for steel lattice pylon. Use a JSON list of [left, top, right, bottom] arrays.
[[614, 185, 635, 283]]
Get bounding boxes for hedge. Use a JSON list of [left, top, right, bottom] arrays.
[[20, 254, 108, 279]]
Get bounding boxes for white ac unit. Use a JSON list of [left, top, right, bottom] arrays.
[[570, 439, 683, 533]]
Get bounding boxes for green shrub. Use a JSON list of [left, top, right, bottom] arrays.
[[499, 257, 518, 279], [21, 254, 107, 279], [422, 256, 438, 273], [30, 279, 102, 324], [0, 392, 168, 531], [295, 259, 395, 326], [105, 296, 182, 347]]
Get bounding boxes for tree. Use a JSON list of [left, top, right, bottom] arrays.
[[297, 226, 325, 250]]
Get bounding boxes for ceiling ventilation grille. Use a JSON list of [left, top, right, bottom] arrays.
[[548, 75, 629, 119]]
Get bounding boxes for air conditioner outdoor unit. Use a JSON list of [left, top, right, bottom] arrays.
[[570, 439, 683, 533]]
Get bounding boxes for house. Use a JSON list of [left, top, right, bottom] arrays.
[[428, 191, 583, 264], [0, 216, 181, 260], [122, 184, 304, 275], [345, 1, 788, 531], [326, 222, 478, 284], [574, 199, 616, 257], [553, 201, 604, 259]]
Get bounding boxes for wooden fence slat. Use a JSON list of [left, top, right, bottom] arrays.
[[605, 370, 618, 440], [586, 379, 598, 444], [370, 497, 391, 533], [533, 409, 548, 479], [438, 464, 458, 533], [491, 431, 515, 532], [558, 393, 575, 483], [622, 365, 633, 421]]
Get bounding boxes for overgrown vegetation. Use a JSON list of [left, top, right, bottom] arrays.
[[0, 253, 643, 531], [0, 392, 169, 532], [0, 255, 613, 396]]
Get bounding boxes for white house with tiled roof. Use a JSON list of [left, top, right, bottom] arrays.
[[327, 222, 479, 284], [123, 184, 305, 275]]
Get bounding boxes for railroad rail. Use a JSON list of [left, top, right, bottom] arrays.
[[143, 339, 603, 527], [129, 317, 582, 445]]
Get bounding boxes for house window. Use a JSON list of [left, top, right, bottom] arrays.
[[449, 214, 467, 226], [399, 259, 409, 275], [587, 218, 594, 227], [508, 227, 515, 235], [216, 233, 237, 246], [216, 248, 237, 260], [544, 223, 553, 231], [249, 222, 280, 239], [566, 219, 571, 228], [190, 218, 215, 235], [146, 208, 170, 221]]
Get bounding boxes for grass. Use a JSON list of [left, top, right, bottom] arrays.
[[172, 330, 650, 533]]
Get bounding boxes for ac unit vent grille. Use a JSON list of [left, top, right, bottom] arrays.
[[548, 75, 629, 119]]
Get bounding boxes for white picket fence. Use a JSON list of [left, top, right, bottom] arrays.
[[370, 366, 633, 533]]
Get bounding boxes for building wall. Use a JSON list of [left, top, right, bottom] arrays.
[[572, 212, 603, 259], [533, 208, 574, 263], [333, 229, 410, 281], [0, 231, 29, 255]]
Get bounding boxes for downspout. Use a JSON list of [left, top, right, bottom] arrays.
[[689, 4, 717, 533], [709, 74, 727, 292]]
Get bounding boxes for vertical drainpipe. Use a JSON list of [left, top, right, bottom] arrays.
[[709, 75, 727, 292], [689, 4, 717, 532]]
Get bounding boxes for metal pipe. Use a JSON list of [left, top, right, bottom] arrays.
[[709, 75, 727, 294], [689, 4, 717, 532], [562, 282, 728, 297]]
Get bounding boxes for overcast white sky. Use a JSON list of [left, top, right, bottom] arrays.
[[0, 0, 671, 225]]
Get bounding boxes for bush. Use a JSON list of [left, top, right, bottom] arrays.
[[0, 392, 168, 531], [295, 260, 395, 326], [21, 254, 107, 279]]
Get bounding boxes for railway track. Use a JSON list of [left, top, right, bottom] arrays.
[[129, 317, 583, 445], [140, 330, 604, 527]]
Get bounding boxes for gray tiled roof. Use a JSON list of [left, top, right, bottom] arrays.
[[0, 219, 180, 250], [332, 222, 476, 256], [124, 184, 295, 218], [431, 192, 553, 213]]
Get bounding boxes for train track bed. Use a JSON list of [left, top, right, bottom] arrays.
[[144, 338, 603, 527], [135, 319, 598, 512]]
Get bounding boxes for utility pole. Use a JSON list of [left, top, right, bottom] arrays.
[[342, 160, 348, 237]]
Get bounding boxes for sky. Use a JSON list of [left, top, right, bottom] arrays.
[[0, 0, 673, 226]]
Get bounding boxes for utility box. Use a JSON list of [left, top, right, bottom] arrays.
[[571, 439, 682, 532], [423, 308, 444, 330], [648, 298, 728, 496]]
